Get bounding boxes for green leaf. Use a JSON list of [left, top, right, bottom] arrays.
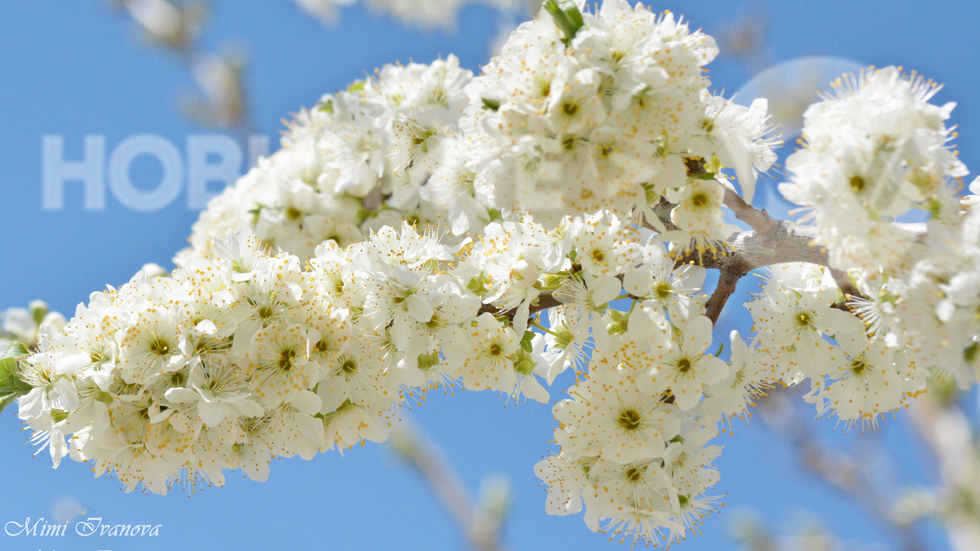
[[0, 393, 19, 416], [347, 80, 366, 93], [482, 97, 501, 111], [2, 340, 29, 361], [544, 0, 585, 45], [0, 342, 32, 415], [0, 342, 30, 388]]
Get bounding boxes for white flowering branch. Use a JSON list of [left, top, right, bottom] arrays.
[[11, 2, 980, 549]]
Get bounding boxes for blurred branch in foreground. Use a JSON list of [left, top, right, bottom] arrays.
[[730, 509, 894, 551], [756, 388, 928, 551], [389, 417, 512, 551], [905, 380, 980, 551], [292, 0, 540, 32], [717, 4, 773, 76], [111, 0, 253, 137]]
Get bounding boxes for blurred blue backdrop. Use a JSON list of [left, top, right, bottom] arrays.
[[2, 1, 978, 550]]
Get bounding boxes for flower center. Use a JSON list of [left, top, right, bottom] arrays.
[[795, 310, 814, 329], [148, 336, 171, 357], [279, 349, 297, 371], [170, 370, 187, 386], [677, 357, 692, 373], [341, 358, 358, 375], [315, 339, 333, 355], [850, 358, 868, 376], [849, 174, 867, 193], [488, 342, 504, 357], [257, 305, 276, 320], [285, 206, 303, 221], [617, 408, 643, 431], [625, 464, 646, 483]]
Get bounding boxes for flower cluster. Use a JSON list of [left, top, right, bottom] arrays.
[[885, 182, 980, 389], [779, 66, 967, 272], [25, 210, 774, 544], [462, 0, 776, 227], [179, 54, 478, 265], [744, 263, 923, 428], [778, 66, 980, 394], [184, 0, 780, 277]]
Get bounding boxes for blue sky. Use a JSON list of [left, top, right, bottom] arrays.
[[2, 1, 978, 550]]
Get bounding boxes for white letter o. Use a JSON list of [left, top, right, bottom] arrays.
[[109, 134, 183, 211]]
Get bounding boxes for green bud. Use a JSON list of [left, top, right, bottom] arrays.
[[606, 309, 628, 335], [512, 349, 536, 376], [94, 390, 115, 405], [482, 98, 501, 111], [520, 330, 535, 354], [51, 409, 69, 423], [417, 351, 441, 371], [466, 273, 490, 297], [539, 273, 565, 292], [642, 182, 660, 205], [29, 300, 49, 326]]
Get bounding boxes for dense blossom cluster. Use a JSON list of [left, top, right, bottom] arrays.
[[461, 0, 776, 228], [11, 1, 980, 547], [780, 66, 968, 272], [777, 67, 980, 394], [178, 54, 479, 265]]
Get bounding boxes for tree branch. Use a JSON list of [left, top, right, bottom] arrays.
[[389, 418, 511, 551], [705, 269, 742, 324], [758, 389, 929, 551], [484, 165, 924, 325], [721, 184, 777, 234]]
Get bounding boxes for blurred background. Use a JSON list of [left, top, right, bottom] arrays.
[[1, 1, 979, 550]]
